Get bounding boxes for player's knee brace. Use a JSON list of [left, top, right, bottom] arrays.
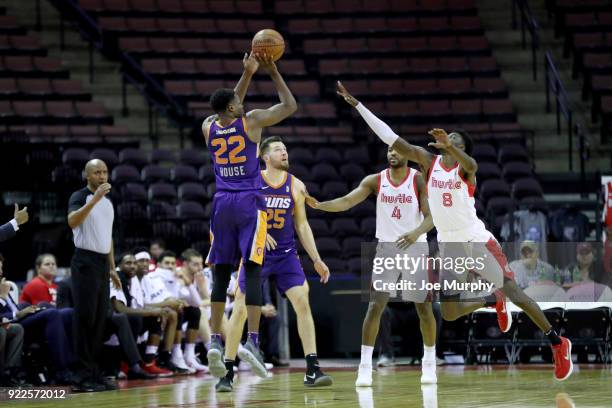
[[244, 261, 262, 306], [211, 264, 232, 303]]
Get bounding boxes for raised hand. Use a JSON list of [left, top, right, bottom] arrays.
[[427, 128, 451, 150], [336, 81, 359, 107], [253, 52, 278, 74], [314, 259, 330, 284], [243, 51, 259, 75], [13, 204, 28, 225], [94, 183, 112, 201]]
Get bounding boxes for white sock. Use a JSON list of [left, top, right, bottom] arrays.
[[360, 345, 374, 366], [172, 344, 183, 359], [423, 345, 436, 362], [184, 343, 196, 360], [145, 345, 158, 356]]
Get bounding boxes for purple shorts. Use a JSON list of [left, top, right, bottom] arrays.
[[206, 190, 267, 266], [239, 248, 306, 296]]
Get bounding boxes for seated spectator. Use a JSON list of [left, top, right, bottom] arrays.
[[509, 241, 557, 289], [178, 249, 211, 370], [113, 251, 174, 377], [20, 254, 59, 306], [0, 277, 27, 387], [561, 243, 604, 288], [0, 254, 74, 384], [142, 251, 201, 373]]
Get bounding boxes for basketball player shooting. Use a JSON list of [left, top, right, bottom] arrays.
[[202, 52, 297, 379], [336, 81, 573, 382], [305, 146, 438, 386], [215, 136, 333, 392]]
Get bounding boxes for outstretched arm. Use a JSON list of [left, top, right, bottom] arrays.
[[428, 128, 478, 175], [293, 179, 330, 283], [246, 55, 297, 129], [336, 81, 434, 172], [234, 52, 259, 103], [306, 174, 377, 212]]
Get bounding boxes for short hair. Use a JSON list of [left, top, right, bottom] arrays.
[[210, 88, 236, 113], [181, 248, 203, 262], [118, 251, 134, 264], [260, 136, 283, 155], [35, 253, 55, 269], [150, 238, 165, 249], [451, 128, 473, 155], [158, 250, 176, 264]]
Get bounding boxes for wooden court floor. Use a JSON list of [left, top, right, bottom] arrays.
[[3, 364, 611, 408]]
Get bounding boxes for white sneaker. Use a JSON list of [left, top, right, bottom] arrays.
[[265, 363, 273, 370], [185, 356, 208, 372], [421, 360, 437, 384], [172, 354, 196, 374], [376, 354, 394, 367], [238, 360, 250, 371], [355, 364, 373, 387]]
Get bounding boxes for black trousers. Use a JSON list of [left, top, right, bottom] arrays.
[[0, 324, 24, 373], [71, 248, 110, 381], [106, 313, 142, 367]]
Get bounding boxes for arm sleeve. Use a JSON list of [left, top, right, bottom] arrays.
[[68, 190, 87, 213], [0, 222, 17, 242], [355, 103, 400, 146]]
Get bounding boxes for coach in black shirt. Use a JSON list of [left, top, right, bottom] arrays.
[[67, 159, 116, 392]]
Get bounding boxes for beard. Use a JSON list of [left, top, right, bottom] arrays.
[[388, 161, 404, 169], [277, 161, 289, 171]]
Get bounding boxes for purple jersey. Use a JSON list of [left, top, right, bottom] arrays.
[[261, 171, 296, 256], [207, 117, 261, 192]]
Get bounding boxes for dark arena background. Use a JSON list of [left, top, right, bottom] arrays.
[[0, 0, 611, 407]]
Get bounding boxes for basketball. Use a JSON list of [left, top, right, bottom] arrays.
[[251, 29, 285, 61]]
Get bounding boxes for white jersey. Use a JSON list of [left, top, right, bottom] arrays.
[[375, 168, 427, 242], [426, 155, 485, 236]]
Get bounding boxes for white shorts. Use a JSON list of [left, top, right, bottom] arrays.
[[371, 241, 431, 303], [437, 225, 515, 297]]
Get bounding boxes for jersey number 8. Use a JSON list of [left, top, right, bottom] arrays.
[[442, 192, 453, 207]]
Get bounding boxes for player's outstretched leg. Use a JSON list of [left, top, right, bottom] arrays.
[[500, 279, 573, 381], [356, 291, 389, 387], [285, 283, 332, 387], [208, 263, 233, 378], [415, 302, 437, 384]]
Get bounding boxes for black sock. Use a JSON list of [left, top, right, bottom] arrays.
[[545, 329, 562, 345], [158, 350, 171, 363], [144, 354, 155, 363], [305, 354, 319, 375], [484, 294, 497, 307], [224, 359, 235, 380]]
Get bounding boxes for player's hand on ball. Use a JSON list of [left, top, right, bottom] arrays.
[[427, 128, 451, 150], [254, 52, 277, 74], [314, 259, 330, 284], [94, 183, 112, 201], [265, 234, 277, 251], [13, 203, 28, 225], [336, 81, 359, 107], [243, 52, 259, 75], [396, 230, 420, 250], [304, 192, 319, 209]]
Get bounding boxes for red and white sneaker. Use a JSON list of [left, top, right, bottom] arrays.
[[493, 291, 512, 333], [141, 361, 173, 377], [552, 337, 573, 381], [118, 361, 129, 379]]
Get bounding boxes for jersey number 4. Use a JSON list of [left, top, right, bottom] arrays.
[[391, 206, 402, 219], [442, 192, 453, 207]]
